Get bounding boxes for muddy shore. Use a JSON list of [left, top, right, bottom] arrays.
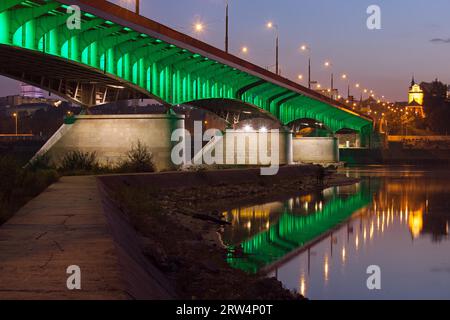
[[99, 165, 359, 300]]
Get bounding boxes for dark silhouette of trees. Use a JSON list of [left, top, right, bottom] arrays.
[[421, 80, 450, 134]]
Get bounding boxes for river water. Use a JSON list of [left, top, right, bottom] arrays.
[[221, 166, 450, 300]]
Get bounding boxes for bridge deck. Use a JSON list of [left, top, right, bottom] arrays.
[[0, 0, 372, 136]]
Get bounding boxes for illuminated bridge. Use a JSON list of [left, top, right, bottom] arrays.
[[0, 0, 373, 138], [226, 182, 376, 274]]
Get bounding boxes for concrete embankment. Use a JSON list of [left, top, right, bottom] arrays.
[[340, 146, 450, 165], [0, 176, 175, 300]]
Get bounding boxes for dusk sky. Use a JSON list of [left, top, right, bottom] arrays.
[[1, 0, 450, 101]]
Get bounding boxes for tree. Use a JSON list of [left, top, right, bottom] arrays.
[[421, 80, 450, 134]]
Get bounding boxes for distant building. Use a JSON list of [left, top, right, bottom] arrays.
[[20, 83, 45, 99], [0, 81, 58, 108], [6, 103, 51, 116], [406, 77, 425, 118], [315, 88, 339, 100]]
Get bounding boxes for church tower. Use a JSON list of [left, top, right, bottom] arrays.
[[408, 76, 424, 106], [406, 76, 425, 118]]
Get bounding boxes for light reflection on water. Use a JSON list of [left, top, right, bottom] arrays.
[[221, 166, 450, 300]]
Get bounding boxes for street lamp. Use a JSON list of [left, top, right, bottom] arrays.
[[341, 74, 351, 99], [241, 46, 248, 54], [225, 0, 229, 52], [300, 44, 312, 89], [12, 112, 18, 136], [324, 61, 333, 91], [194, 22, 204, 33], [267, 21, 279, 75]]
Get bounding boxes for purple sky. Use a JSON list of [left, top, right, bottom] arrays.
[[2, 0, 450, 101]]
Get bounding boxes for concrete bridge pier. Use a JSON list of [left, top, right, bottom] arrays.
[[33, 114, 185, 171], [199, 128, 294, 166], [292, 137, 340, 164]]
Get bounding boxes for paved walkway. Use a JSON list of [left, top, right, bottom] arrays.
[[0, 176, 127, 299]]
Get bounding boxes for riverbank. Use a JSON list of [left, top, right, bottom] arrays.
[[99, 165, 359, 300], [0, 165, 358, 300]]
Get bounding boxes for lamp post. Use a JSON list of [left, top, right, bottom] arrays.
[[225, 1, 229, 52], [341, 74, 350, 99], [267, 22, 279, 75], [300, 45, 312, 89], [193, 21, 205, 40], [324, 61, 333, 91], [135, 0, 139, 15], [12, 112, 18, 136]]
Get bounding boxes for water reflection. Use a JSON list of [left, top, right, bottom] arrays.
[[222, 167, 450, 299], [222, 180, 377, 273]]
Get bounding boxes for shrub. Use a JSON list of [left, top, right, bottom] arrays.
[[18, 169, 59, 198], [27, 153, 53, 171], [59, 151, 99, 173], [0, 155, 59, 225], [0, 156, 21, 203], [119, 141, 155, 173]]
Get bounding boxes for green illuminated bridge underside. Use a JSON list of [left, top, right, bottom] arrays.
[[0, 0, 372, 134], [227, 185, 375, 273]]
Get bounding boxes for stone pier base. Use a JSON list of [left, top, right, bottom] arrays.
[[35, 114, 185, 171], [293, 137, 339, 164]]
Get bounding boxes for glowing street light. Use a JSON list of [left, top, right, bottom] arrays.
[[341, 73, 351, 99], [324, 60, 333, 90], [194, 22, 204, 33], [266, 21, 279, 75], [300, 44, 312, 88], [241, 46, 248, 54], [298, 74, 304, 81], [12, 112, 18, 136]]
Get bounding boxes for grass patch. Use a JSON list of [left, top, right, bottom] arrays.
[[0, 155, 59, 225]]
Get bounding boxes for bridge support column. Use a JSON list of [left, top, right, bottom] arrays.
[[34, 114, 185, 171], [292, 137, 340, 164], [208, 128, 293, 166]]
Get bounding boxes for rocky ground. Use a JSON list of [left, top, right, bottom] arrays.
[[106, 168, 358, 300]]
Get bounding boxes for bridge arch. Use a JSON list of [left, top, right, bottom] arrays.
[[0, 0, 372, 140], [287, 118, 334, 137], [182, 98, 283, 127]]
